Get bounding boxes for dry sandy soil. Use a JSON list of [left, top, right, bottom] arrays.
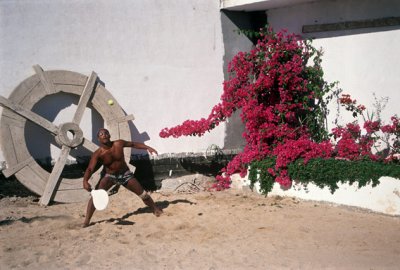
[[1, 177, 400, 270]]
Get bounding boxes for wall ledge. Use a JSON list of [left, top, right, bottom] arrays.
[[231, 174, 400, 216]]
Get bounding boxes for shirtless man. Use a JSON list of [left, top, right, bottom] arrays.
[[82, 128, 162, 227]]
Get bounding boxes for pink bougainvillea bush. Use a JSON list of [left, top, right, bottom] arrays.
[[160, 27, 400, 192], [336, 93, 400, 160]]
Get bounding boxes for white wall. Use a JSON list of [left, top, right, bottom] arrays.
[[232, 174, 400, 216], [221, 0, 320, 11], [0, 0, 226, 162], [267, 0, 400, 130], [225, 0, 400, 216]]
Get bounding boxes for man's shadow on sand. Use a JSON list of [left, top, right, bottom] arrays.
[[92, 199, 195, 226]]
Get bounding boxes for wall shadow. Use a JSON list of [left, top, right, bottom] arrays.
[[126, 119, 157, 191], [0, 174, 38, 198], [220, 10, 267, 150], [130, 155, 157, 191]]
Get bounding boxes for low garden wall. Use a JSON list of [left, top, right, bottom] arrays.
[[231, 173, 400, 216]]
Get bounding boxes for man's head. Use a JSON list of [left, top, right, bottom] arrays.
[[97, 128, 110, 137], [97, 128, 111, 144]]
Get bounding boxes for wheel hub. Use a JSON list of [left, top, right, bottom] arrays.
[[55, 122, 84, 148]]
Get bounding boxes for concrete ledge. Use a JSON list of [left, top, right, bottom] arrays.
[[220, 0, 319, 11], [232, 174, 400, 216]]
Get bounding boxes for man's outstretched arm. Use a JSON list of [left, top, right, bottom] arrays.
[[123, 141, 158, 155]]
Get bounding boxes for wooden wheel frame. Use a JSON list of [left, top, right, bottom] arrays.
[[0, 65, 134, 205]]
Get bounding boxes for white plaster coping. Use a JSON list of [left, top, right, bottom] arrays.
[[231, 173, 400, 216], [220, 0, 320, 11]]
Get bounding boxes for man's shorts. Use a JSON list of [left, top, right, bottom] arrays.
[[104, 170, 134, 187]]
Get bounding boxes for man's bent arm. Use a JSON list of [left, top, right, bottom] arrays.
[[83, 152, 99, 191], [124, 141, 158, 155]]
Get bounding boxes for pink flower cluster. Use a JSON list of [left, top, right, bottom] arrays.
[[159, 28, 400, 190], [159, 103, 230, 138], [335, 94, 400, 161]]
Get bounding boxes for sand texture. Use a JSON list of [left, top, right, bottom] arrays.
[[1, 178, 400, 270]]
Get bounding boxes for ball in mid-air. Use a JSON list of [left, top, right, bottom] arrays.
[[107, 99, 114, 106]]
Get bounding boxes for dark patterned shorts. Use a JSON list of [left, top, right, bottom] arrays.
[[105, 170, 134, 186]]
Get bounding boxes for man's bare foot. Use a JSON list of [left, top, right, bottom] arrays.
[[83, 222, 92, 228], [153, 208, 163, 217]]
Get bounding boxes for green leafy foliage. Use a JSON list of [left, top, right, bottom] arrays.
[[249, 158, 400, 195]]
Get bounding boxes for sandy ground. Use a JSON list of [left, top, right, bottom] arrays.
[[1, 178, 400, 270]]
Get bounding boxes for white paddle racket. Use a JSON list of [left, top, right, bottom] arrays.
[[91, 189, 109, 210]]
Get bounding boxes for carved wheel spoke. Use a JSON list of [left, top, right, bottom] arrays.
[[0, 96, 58, 134], [72, 71, 97, 125], [39, 145, 71, 205], [0, 65, 134, 204]]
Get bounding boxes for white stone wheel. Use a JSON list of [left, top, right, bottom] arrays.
[[0, 65, 134, 205]]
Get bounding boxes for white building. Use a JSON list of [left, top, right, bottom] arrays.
[[221, 0, 400, 216], [1, 0, 399, 213]]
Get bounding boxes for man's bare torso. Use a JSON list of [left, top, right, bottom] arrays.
[[97, 140, 129, 174]]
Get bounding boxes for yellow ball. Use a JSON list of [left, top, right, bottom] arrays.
[[107, 99, 114, 106]]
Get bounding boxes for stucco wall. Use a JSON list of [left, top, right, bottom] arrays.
[[223, 0, 400, 216], [267, 0, 400, 130], [221, 0, 319, 11], [219, 10, 255, 150], [0, 0, 226, 162], [232, 174, 400, 216]]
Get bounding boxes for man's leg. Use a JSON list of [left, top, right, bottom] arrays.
[[83, 177, 114, 227], [125, 177, 163, 216]]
